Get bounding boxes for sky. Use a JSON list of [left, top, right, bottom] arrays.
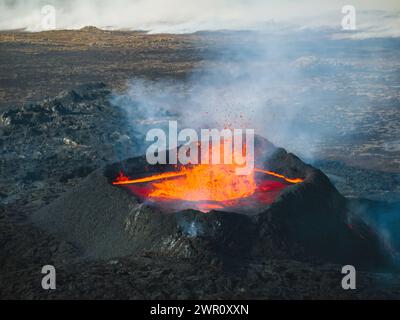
[[0, 0, 399, 37]]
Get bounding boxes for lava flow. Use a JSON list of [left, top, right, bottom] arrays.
[[112, 162, 303, 212]]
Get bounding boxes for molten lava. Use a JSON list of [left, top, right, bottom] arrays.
[[113, 164, 303, 212], [151, 164, 256, 202], [112, 140, 304, 212], [254, 168, 304, 184]]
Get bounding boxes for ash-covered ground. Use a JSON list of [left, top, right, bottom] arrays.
[[0, 29, 399, 299]]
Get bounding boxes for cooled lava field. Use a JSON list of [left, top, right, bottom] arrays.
[[1, 29, 400, 299]]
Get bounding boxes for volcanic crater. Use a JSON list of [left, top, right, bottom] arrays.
[[33, 136, 388, 269]]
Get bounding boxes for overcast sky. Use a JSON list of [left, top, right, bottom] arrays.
[[0, 0, 399, 37]]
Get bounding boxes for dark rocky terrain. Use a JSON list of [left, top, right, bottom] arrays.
[[0, 28, 213, 111], [1, 29, 400, 172], [31, 135, 386, 267], [0, 83, 140, 216], [1, 82, 400, 299], [0, 29, 399, 299]]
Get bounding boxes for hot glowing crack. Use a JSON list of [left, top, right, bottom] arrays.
[[112, 165, 303, 203]]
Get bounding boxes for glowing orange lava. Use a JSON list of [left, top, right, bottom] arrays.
[[114, 170, 186, 185], [113, 165, 303, 203], [150, 164, 256, 201], [112, 140, 303, 210], [254, 168, 304, 184]]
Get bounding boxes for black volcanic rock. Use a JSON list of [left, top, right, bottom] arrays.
[[2, 83, 399, 299], [32, 137, 389, 270], [0, 82, 142, 214]]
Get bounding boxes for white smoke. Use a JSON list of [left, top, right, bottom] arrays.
[[110, 32, 328, 160], [0, 0, 399, 38], [109, 19, 399, 162], [2, 0, 398, 161]]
